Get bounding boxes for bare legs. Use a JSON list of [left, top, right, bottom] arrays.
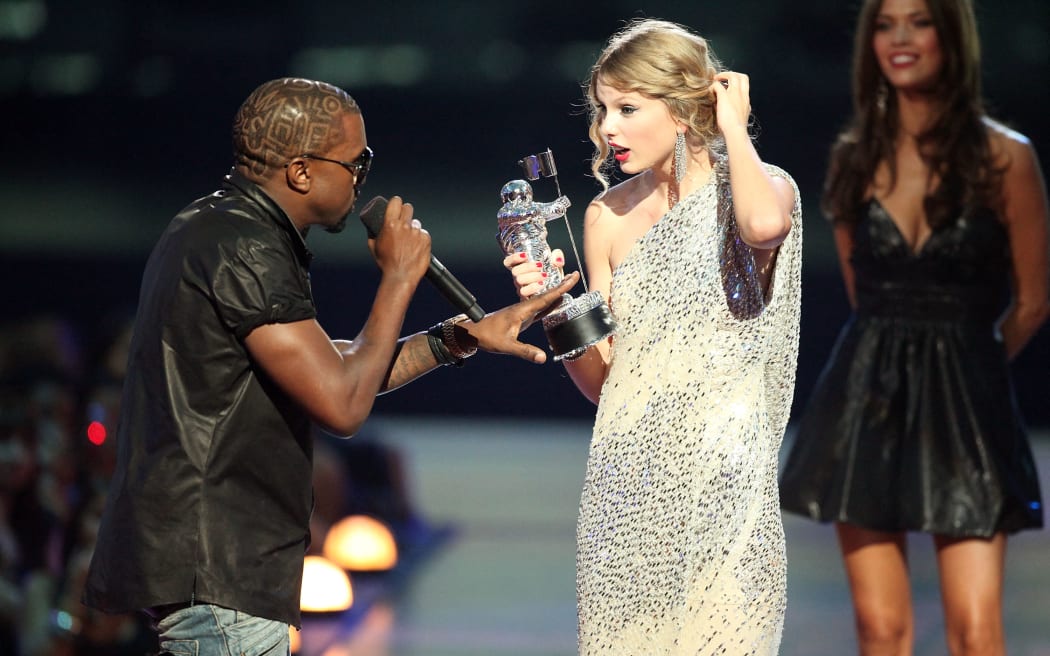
[[835, 523, 1007, 656], [934, 533, 1006, 656], [837, 524, 914, 655]]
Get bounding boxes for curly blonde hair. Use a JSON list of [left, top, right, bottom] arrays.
[[586, 19, 725, 190]]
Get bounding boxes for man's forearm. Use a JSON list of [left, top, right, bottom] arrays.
[[380, 332, 442, 393]]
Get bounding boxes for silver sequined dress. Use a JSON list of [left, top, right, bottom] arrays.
[[577, 164, 802, 655]]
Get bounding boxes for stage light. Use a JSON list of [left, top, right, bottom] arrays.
[[323, 515, 398, 572], [299, 556, 353, 613], [289, 625, 301, 653], [86, 420, 106, 445]]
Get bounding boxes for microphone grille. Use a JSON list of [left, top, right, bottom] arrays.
[[359, 196, 389, 238]]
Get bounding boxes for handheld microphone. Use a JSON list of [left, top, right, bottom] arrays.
[[360, 196, 486, 322]]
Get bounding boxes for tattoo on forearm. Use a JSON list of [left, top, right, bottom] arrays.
[[383, 334, 438, 392]]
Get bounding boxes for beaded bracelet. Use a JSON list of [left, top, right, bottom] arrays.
[[559, 346, 589, 362]]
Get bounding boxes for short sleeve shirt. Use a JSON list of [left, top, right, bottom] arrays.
[[84, 172, 318, 626]]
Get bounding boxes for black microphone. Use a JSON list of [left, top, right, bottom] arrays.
[[360, 196, 485, 322]]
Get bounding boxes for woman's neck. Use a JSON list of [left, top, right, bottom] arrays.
[[662, 148, 713, 209], [895, 91, 939, 140]]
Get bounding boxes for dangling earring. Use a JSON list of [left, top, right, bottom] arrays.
[[668, 130, 687, 209], [875, 77, 888, 116], [673, 130, 687, 184]]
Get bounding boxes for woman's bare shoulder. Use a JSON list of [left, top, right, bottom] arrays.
[[589, 174, 649, 217], [984, 117, 1035, 161]]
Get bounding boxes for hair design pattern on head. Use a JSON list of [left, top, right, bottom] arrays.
[[232, 78, 360, 181]]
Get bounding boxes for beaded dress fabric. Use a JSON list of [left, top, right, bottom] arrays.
[[577, 163, 802, 655]]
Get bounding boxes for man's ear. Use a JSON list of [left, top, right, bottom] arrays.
[[284, 158, 311, 194]]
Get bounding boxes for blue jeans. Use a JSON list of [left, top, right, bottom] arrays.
[[155, 603, 290, 656]]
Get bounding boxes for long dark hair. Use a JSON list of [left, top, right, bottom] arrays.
[[822, 0, 1004, 227]]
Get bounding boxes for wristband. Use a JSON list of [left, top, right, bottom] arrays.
[[426, 324, 461, 366], [441, 314, 478, 360]]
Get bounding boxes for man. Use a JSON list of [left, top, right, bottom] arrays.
[[82, 77, 577, 655]]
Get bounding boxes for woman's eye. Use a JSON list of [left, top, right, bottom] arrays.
[[621, 106, 637, 115]]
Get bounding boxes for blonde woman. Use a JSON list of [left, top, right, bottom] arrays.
[[506, 19, 802, 654]]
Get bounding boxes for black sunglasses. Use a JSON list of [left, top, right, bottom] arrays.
[[298, 146, 373, 191]]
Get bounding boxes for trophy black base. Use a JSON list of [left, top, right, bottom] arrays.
[[542, 290, 617, 362]]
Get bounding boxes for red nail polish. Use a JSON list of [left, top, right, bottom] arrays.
[[518, 253, 527, 258], [535, 262, 542, 268], [555, 257, 564, 264]]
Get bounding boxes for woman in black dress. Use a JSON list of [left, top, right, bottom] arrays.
[[780, 0, 1048, 654]]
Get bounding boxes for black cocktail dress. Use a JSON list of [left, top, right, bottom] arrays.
[[780, 199, 1043, 537]]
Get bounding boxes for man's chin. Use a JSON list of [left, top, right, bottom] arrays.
[[325, 216, 349, 234]]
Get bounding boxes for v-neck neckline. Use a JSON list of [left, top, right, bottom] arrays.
[[870, 197, 933, 257]]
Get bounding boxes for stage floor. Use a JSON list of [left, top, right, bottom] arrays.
[[298, 417, 1050, 656]]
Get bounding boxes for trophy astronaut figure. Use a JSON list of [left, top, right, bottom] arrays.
[[496, 178, 616, 361], [497, 179, 572, 290]]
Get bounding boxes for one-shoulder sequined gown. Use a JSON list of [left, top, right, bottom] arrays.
[[576, 164, 802, 655], [780, 200, 1043, 536]]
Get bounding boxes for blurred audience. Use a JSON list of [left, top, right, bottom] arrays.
[[0, 314, 156, 655], [0, 311, 438, 654], [311, 428, 442, 562]]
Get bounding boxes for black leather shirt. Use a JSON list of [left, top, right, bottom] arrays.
[[84, 172, 318, 626]]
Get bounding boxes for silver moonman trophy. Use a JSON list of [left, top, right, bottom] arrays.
[[497, 149, 617, 361]]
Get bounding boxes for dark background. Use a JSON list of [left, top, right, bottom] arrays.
[[2, 0, 1047, 425]]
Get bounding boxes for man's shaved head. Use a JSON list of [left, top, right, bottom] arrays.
[[232, 78, 360, 181]]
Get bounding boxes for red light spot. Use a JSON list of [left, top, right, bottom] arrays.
[[87, 421, 107, 445]]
